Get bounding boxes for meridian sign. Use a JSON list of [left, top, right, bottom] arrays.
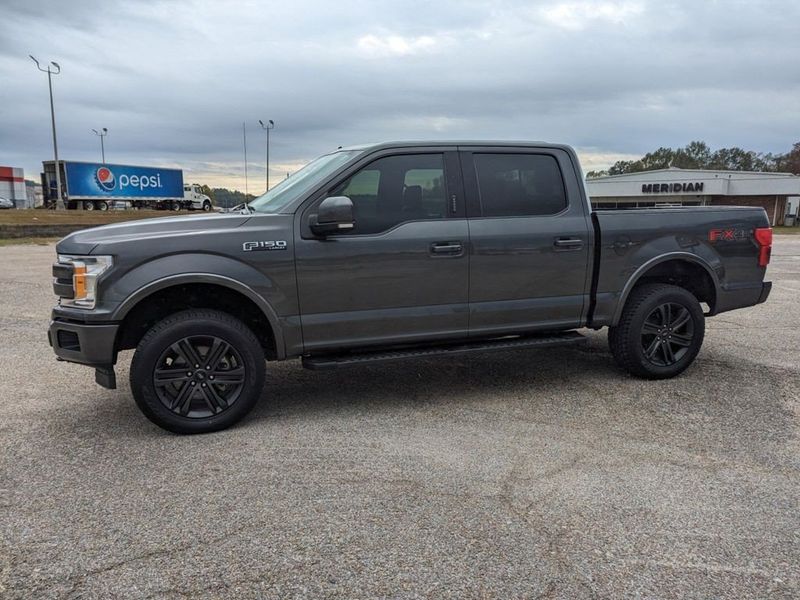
[[641, 182, 705, 194]]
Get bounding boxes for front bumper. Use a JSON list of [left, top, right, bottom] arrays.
[[48, 318, 119, 388]]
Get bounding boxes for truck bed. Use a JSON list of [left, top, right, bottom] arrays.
[[590, 206, 771, 326]]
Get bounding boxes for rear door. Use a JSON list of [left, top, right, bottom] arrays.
[[294, 149, 469, 352], [461, 147, 593, 336]]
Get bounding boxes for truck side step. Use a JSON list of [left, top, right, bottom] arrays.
[[302, 331, 586, 370]]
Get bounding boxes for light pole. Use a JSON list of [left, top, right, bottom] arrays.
[[258, 119, 274, 192], [30, 55, 63, 209], [92, 128, 108, 163], [242, 122, 248, 195]]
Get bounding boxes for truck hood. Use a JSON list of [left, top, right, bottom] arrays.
[[56, 213, 254, 255]]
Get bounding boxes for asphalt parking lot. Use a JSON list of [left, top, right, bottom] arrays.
[[1, 237, 798, 599]]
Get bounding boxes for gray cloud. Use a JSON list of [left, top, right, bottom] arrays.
[[2, 0, 798, 190]]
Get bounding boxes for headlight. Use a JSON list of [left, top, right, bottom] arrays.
[[55, 255, 113, 309]]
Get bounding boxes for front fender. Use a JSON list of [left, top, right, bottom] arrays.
[[114, 272, 285, 357], [104, 253, 297, 358]]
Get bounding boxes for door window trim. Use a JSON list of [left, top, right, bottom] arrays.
[[299, 149, 464, 239], [460, 149, 572, 219]]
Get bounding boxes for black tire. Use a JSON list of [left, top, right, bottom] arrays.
[[608, 283, 704, 379], [130, 309, 266, 434], [83, 201, 95, 211], [202, 201, 212, 212], [171, 202, 181, 211], [97, 201, 109, 211]]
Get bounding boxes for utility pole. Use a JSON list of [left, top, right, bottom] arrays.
[[30, 56, 63, 209], [92, 128, 108, 163], [242, 122, 248, 195], [258, 119, 274, 192]]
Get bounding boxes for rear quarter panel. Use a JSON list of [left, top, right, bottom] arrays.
[[592, 206, 770, 326]]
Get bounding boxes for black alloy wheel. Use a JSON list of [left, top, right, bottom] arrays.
[[130, 309, 266, 434], [640, 302, 695, 366], [608, 283, 705, 379], [153, 335, 246, 418]]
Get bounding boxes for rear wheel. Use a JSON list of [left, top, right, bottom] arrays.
[[130, 309, 266, 434], [97, 201, 109, 211], [83, 201, 95, 211], [171, 202, 181, 211], [608, 283, 704, 379]]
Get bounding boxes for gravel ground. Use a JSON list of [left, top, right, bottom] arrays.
[[1, 237, 798, 599]]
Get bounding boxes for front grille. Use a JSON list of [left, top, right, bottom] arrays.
[[56, 330, 81, 352]]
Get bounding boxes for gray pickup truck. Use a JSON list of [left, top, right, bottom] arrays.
[[49, 141, 773, 433]]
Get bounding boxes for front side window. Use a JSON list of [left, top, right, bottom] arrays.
[[332, 154, 447, 234], [473, 153, 566, 217]]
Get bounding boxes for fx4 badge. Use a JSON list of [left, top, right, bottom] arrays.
[[242, 240, 288, 252], [709, 228, 749, 242]]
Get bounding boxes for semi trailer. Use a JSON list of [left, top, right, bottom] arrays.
[[41, 160, 212, 211]]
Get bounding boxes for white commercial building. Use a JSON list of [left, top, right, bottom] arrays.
[[586, 168, 800, 226], [0, 166, 28, 208]]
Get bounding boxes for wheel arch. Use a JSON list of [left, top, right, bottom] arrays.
[[113, 274, 285, 359], [612, 253, 720, 326]]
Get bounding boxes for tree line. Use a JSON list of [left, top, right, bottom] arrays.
[[586, 141, 800, 178], [196, 185, 256, 209]]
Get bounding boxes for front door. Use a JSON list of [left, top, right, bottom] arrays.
[[461, 148, 593, 336], [295, 151, 469, 352]]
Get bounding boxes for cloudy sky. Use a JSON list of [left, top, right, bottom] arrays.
[[1, 0, 798, 191]]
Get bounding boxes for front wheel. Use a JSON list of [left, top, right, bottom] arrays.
[[130, 309, 266, 434], [608, 283, 705, 379], [202, 201, 212, 212]]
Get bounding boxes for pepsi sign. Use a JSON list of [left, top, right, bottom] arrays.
[[63, 161, 184, 199]]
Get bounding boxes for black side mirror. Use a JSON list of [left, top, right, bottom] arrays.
[[310, 196, 355, 236]]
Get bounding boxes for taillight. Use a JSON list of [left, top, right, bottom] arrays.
[[754, 227, 772, 267]]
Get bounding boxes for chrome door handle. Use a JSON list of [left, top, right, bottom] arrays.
[[430, 241, 463, 255]]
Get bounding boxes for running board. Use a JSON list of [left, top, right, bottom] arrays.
[[302, 331, 586, 370]]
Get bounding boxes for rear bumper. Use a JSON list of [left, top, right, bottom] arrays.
[[757, 281, 772, 304], [48, 319, 118, 367], [713, 281, 771, 315]]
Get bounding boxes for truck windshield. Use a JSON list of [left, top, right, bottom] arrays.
[[248, 150, 361, 214]]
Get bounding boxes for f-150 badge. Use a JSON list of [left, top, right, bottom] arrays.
[[242, 240, 288, 251]]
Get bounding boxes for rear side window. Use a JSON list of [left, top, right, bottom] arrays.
[[473, 153, 567, 217]]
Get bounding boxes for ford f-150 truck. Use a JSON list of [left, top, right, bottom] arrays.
[[48, 141, 773, 434]]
